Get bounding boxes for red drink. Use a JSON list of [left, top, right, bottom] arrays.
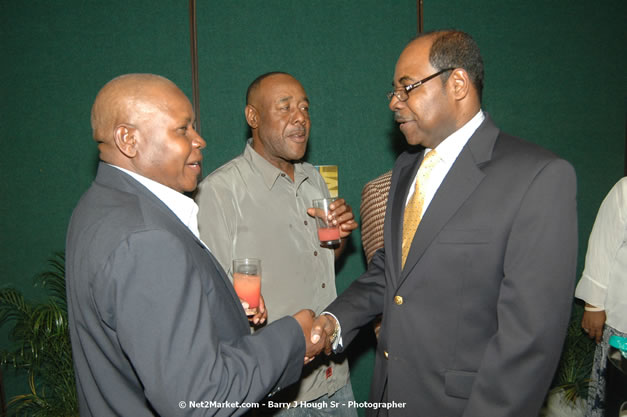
[[233, 273, 261, 308], [317, 227, 340, 243]]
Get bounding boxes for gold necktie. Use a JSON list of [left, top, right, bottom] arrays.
[[401, 150, 439, 268]]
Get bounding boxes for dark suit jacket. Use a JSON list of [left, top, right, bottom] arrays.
[[66, 163, 305, 416], [328, 116, 578, 417]]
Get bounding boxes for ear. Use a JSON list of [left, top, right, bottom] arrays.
[[245, 104, 259, 129], [113, 125, 138, 158], [449, 69, 470, 101]]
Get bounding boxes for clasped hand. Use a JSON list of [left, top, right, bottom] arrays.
[[292, 311, 339, 364]]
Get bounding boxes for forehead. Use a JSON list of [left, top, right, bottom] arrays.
[[394, 37, 434, 82], [259, 75, 307, 102], [144, 85, 193, 120]]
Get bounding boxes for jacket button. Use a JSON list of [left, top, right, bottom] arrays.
[[394, 295, 403, 305], [384, 350, 389, 359]]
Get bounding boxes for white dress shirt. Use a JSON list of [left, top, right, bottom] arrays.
[[109, 164, 202, 240], [575, 177, 627, 333]]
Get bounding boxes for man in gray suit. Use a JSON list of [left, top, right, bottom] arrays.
[[66, 74, 323, 416], [312, 30, 578, 416]]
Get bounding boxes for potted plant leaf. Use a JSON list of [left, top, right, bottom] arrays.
[[0, 253, 78, 416], [541, 309, 596, 417]]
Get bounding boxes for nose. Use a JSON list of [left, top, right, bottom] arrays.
[[191, 127, 206, 150], [292, 107, 309, 125], [389, 94, 404, 112]]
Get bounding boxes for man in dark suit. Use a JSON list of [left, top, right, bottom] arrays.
[[66, 74, 322, 416], [312, 30, 578, 416]]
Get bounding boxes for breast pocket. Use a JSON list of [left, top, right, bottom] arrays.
[[438, 228, 491, 244]]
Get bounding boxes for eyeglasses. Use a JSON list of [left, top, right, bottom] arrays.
[[387, 68, 455, 102]]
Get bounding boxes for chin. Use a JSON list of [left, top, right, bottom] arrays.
[[289, 148, 307, 161], [403, 136, 423, 147]]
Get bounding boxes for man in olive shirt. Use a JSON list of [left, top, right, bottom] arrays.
[[195, 72, 358, 416]]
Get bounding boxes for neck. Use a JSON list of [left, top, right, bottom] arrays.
[[251, 139, 296, 181]]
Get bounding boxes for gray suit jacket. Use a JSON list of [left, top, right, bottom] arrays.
[[66, 163, 305, 416], [328, 116, 578, 417]]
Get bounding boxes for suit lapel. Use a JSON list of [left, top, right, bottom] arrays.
[[97, 163, 208, 248], [95, 163, 239, 303], [397, 116, 499, 287]]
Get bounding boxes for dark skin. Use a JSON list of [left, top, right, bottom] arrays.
[[246, 73, 358, 258], [581, 304, 606, 344], [310, 34, 481, 351], [90, 75, 347, 350]]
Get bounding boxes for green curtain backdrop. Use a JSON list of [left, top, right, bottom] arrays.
[[1, 0, 625, 413]]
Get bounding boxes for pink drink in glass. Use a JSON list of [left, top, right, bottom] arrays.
[[317, 227, 340, 243], [233, 272, 261, 309]]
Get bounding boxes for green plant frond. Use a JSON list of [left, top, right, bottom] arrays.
[[36, 256, 67, 307], [1, 251, 78, 416], [8, 366, 77, 417], [551, 314, 597, 404], [32, 302, 67, 335], [0, 288, 32, 325]]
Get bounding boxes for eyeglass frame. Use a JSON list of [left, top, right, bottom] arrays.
[[387, 68, 456, 102]]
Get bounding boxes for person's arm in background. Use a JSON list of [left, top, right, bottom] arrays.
[[575, 179, 626, 343]]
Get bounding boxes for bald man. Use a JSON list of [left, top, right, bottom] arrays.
[[66, 74, 323, 417], [195, 72, 358, 415]]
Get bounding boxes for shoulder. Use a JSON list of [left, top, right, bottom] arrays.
[[493, 133, 563, 165], [362, 170, 393, 199], [300, 160, 322, 177], [196, 155, 252, 206], [69, 183, 191, 278], [491, 133, 575, 181], [607, 177, 627, 199], [199, 154, 247, 188], [598, 177, 627, 217]]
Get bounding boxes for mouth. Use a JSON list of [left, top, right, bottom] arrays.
[[186, 159, 202, 172], [395, 114, 413, 123], [287, 130, 307, 142], [395, 114, 415, 129]]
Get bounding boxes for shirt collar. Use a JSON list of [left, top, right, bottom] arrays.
[[243, 139, 308, 189], [108, 164, 201, 239], [427, 110, 485, 163]]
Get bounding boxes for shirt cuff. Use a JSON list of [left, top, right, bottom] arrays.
[[321, 311, 343, 351]]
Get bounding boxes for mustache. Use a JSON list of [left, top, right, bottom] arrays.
[[287, 128, 307, 136], [394, 112, 413, 123]]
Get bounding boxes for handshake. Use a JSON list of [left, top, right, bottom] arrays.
[[293, 309, 339, 364]]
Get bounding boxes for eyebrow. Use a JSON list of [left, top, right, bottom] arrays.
[[176, 116, 194, 126], [277, 96, 309, 104], [393, 76, 417, 87]]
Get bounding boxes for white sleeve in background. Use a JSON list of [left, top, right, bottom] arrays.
[[575, 178, 627, 313]]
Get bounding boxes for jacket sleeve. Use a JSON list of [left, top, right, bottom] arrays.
[[97, 229, 305, 416], [463, 158, 578, 417], [327, 245, 387, 350]]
